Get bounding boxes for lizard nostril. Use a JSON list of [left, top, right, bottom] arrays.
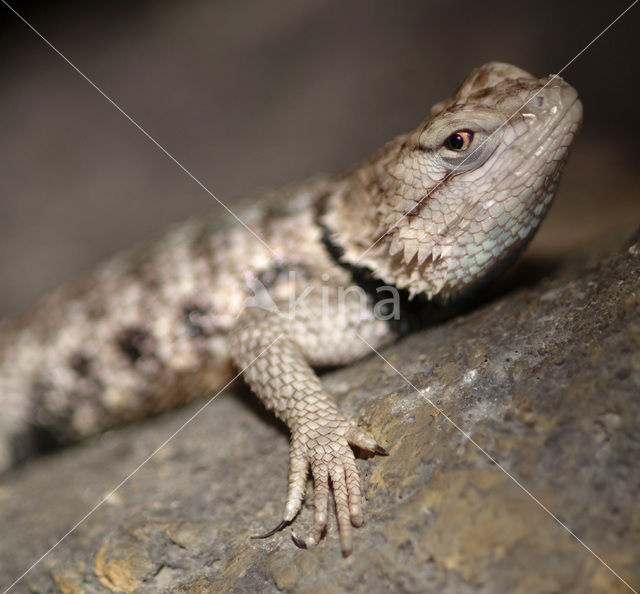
[[534, 95, 544, 108]]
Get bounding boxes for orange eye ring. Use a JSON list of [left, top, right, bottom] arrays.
[[444, 130, 474, 151]]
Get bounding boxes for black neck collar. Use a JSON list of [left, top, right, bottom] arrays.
[[319, 224, 386, 293], [314, 203, 421, 334], [313, 202, 388, 296]]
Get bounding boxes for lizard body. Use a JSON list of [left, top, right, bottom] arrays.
[[0, 62, 582, 555]]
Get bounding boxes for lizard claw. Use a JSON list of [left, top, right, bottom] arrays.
[[290, 529, 311, 549], [344, 424, 388, 456], [250, 519, 291, 540], [371, 444, 388, 456]]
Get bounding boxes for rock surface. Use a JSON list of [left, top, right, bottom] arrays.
[[2, 231, 639, 593]]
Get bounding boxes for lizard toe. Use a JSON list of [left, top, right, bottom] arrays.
[[344, 424, 387, 455]]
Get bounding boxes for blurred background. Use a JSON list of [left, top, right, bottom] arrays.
[[0, 0, 638, 317]]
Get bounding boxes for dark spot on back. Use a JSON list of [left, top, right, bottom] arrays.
[[183, 303, 215, 338], [69, 353, 92, 377], [116, 327, 155, 363]]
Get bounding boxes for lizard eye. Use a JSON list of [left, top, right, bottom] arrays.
[[444, 130, 474, 151], [437, 124, 501, 172], [418, 110, 505, 173]]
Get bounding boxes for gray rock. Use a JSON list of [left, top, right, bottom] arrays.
[[1, 232, 639, 593]]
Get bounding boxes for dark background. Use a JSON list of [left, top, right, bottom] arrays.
[[1, 0, 638, 317]]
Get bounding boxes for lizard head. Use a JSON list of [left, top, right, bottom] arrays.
[[325, 62, 583, 299]]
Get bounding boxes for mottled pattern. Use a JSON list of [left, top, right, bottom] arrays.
[[0, 62, 582, 556], [0, 182, 335, 460]]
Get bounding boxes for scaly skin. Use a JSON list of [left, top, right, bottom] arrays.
[[0, 62, 582, 556]]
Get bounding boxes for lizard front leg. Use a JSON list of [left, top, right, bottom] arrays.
[[228, 284, 395, 556]]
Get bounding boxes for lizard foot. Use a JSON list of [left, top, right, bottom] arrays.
[[279, 418, 386, 557]]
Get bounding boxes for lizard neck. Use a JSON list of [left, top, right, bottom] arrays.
[[315, 200, 384, 294], [319, 134, 417, 294], [314, 189, 419, 335]]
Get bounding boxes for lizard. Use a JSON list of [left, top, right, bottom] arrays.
[[0, 62, 582, 557]]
